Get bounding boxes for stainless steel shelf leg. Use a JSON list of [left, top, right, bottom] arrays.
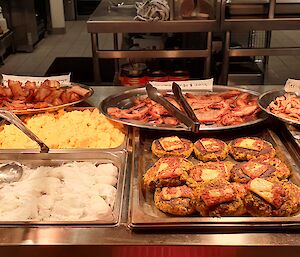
[[263, 30, 272, 84], [203, 32, 212, 79], [113, 33, 119, 77], [91, 33, 101, 83], [219, 30, 230, 85], [264, 0, 275, 83]]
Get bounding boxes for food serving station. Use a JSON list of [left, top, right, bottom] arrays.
[[0, 81, 300, 257]]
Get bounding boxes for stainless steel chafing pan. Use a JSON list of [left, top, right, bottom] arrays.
[[129, 127, 300, 231], [0, 151, 127, 226], [0, 107, 128, 154], [258, 90, 300, 127]]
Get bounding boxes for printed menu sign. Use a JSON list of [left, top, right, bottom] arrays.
[[2, 74, 71, 87], [284, 79, 300, 93], [150, 78, 214, 91]]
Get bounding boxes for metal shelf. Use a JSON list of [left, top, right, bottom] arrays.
[[87, 0, 220, 83], [0, 30, 14, 64], [219, 0, 300, 85], [95, 49, 210, 59], [87, 0, 220, 33], [87, 0, 300, 84]]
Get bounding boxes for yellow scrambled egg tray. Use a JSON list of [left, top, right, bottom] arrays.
[[0, 109, 125, 149]]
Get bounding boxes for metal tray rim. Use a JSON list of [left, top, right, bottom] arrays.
[[0, 151, 127, 226], [129, 128, 300, 230], [258, 89, 300, 126]]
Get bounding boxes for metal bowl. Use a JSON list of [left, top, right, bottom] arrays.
[[258, 90, 300, 126], [100, 85, 267, 132]]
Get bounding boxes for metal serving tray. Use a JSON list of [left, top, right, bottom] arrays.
[[129, 126, 300, 231], [100, 86, 267, 132], [0, 151, 127, 226], [283, 124, 300, 152], [0, 107, 128, 154], [258, 90, 300, 127]]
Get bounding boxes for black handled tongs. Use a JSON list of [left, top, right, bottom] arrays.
[[146, 83, 200, 132]]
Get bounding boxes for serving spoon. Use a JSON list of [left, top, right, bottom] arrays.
[[0, 162, 23, 183], [0, 110, 49, 183], [0, 110, 49, 153]]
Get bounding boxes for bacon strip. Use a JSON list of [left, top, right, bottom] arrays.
[[0, 80, 89, 110], [268, 93, 300, 122], [108, 90, 260, 126]]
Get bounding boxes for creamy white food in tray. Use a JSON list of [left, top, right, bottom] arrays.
[[0, 162, 118, 222]]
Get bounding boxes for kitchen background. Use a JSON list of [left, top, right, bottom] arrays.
[[0, 0, 299, 86]]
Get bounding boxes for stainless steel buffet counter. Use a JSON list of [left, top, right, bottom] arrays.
[[1, 85, 300, 257]]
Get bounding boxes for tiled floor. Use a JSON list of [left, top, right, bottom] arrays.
[[0, 21, 114, 77], [0, 20, 300, 85], [266, 30, 300, 84]]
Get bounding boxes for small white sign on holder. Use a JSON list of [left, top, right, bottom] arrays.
[[1, 73, 71, 87], [284, 78, 300, 93], [150, 78, 214, 91]]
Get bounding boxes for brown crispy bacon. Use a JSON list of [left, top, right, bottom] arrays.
[[268, 93, 300, 122], [0, 80, 89, 110], [108, 90, 260, 127], [8, 80, 27, 98]]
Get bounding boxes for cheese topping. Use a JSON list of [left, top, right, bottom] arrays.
[[234, 138, 263, 151], [208, 189, 222, 198], [158, 163, 169, 173], [161, 186, 192, 200], [159, 136, 184, 151], [201, 168, 220, 181], [161, 187, 182, 200], [250, 178, 274, 204], [242, 162, 269, 179], [202, 187, 235, 207], [190, 162, 227, 182], [200, 139, 222, 152], [156, 159, 184, 179]]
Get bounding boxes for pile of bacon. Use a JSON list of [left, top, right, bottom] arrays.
[[108, 90, 261, 126], [268, 93, 300, 122], [0, 79, 90, 110]]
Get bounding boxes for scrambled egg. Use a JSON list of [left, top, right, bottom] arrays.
[[0, 109, 125, 149]]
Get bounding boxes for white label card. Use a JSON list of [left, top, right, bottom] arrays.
[[284, 79, 300, 93], [1, 73, 71, 87], [150, 78, 214, 91]]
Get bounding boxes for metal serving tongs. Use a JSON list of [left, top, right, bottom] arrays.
[[0, 110, 49, 153], [146, 83, 200, 132], [172, 82, 200, 123]]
